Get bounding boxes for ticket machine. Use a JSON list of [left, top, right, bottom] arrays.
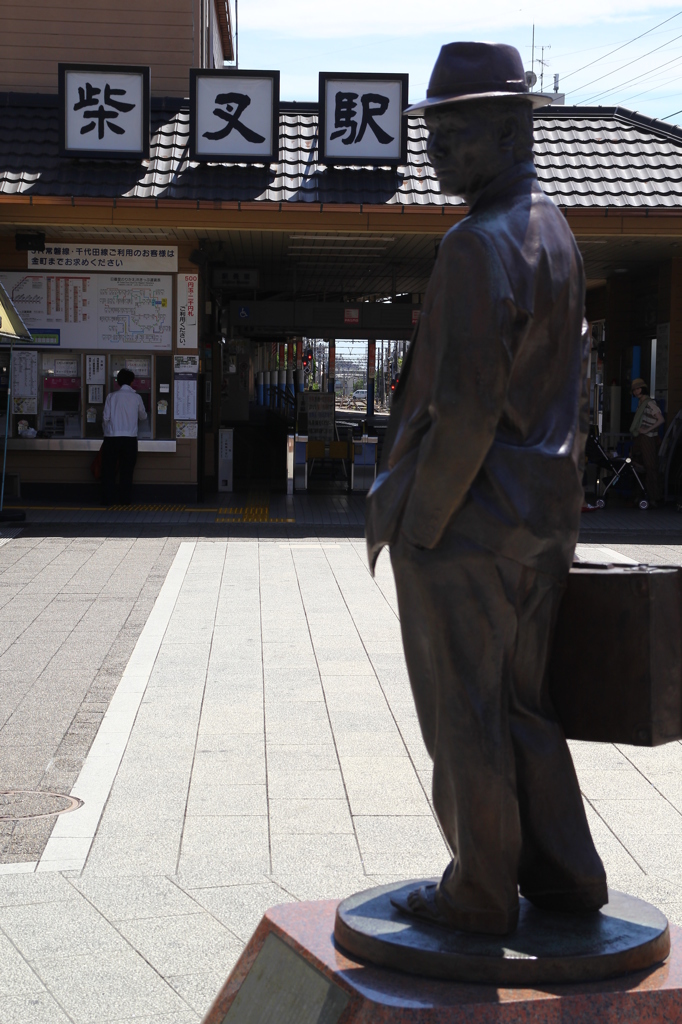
[[41, 352, 81, 438], [110, 356, 152, 439]]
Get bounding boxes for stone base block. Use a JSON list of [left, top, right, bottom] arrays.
[[202, 899, 682, 1023]]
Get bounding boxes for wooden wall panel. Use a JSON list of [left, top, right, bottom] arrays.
[[0, 0, 201, 96]]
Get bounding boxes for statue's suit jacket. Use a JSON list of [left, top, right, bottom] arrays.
[[366, 160, 589, 579]]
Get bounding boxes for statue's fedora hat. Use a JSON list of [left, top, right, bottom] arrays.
[[406, 41, 550, 113]]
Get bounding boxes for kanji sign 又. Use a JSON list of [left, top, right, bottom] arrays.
[[190, 70, 280, 163], [319, 73, 408, 166], [59, 64, 150, 159]]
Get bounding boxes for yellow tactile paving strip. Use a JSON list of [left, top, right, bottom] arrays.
[[10, 500, 296, 524]]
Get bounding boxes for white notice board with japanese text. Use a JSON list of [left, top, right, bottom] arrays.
[[174, 379, 197, 420], [12, 350, 38, 414], [177, 274, 198, 349], [13, 350, 37, 398], [0, 273, 172, 351]]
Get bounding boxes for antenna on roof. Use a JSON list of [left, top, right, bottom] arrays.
[[538, 45, 551, 92]]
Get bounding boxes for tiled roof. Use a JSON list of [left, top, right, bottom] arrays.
[[2, 94, 682, 208]]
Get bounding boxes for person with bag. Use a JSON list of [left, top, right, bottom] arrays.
[[630, 377, 664, 505], [101, 368, 147, 506]]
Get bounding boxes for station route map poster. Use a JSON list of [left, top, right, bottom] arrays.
[[0, 273, 172, 351]]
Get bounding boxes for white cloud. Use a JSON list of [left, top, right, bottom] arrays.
[[240, 0, 681, 37]]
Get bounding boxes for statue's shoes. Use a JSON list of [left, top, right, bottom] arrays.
[[390, 883, 457, 930], [391, 883, 518, 935]]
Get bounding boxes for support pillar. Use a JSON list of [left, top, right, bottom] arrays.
[[367, 340, 376, 419], [286, 341, 295, 403], [327, 339, 336, 394], [278, 342, 286, 409], [295, 338, 304, 393]]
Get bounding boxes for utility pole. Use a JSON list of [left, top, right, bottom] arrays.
[[538, 45, 551, 92], [531, 24, 534, 81]]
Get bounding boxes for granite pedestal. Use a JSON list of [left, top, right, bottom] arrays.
[[201, 898, 682, 1024]]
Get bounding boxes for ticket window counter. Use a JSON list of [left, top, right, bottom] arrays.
[[41, 352, 82, 439], [110, 356, 152, 440]]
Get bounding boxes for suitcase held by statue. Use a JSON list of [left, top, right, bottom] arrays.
[[549, 563, 682, 747]]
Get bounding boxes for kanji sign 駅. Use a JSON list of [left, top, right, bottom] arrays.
[[190, 69, 280, 163], [59, 64, 150, 159], [319, 73, 408, 166]]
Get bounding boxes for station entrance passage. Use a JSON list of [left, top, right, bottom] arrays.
[[198, 229, 436, 497]]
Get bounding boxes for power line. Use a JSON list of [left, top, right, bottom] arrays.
[[617, 66, 682, 105], [567, 27, 682, 96], [581, 49, 682, 103], [561, 9, 682, 83], [550, 26, 682, 62]]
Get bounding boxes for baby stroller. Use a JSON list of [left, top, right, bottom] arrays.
[[585, 433, 651, 510]]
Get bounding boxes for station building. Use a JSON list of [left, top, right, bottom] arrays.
[[3, 2, 682, 500]]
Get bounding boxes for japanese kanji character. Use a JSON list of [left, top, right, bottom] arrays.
[[330, 91, 394, 146], [203, 93, 266, 143], [74, 83, 135, 140]]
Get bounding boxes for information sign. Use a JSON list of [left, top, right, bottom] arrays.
[[174, 379, 197, 420], [86, 355, 106, 384], [177, 274, 198, 349], [319, 73, 408, 166], [299, 392, 335, 441], [13, 350, 38, 398], [28, 243, 178, 274], [190, 69, 280, 162], [59, 63, 150, 160], [0, 273, 172, 351]]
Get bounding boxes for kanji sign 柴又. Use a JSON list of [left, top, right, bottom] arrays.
[[319, 73, 408, 165], [59, 64, 150, 159], [190, 70, 280, 163]]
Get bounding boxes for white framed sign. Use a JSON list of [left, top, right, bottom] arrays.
[[189, 69, 279, 162], [13, 351, 38, 399], [319, 73, 408, 165], [0, 273, 172, 351], [174, 380, 197, 420], [59, 63, 150, 159], [177, 274, 198, 349], [86, 355, 106, 384], [29, 243, 177, 273]]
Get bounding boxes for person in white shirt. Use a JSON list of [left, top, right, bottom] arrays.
[[101, 369, 148, 505]]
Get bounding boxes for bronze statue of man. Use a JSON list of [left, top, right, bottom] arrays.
[[366, 42, 608, 936]]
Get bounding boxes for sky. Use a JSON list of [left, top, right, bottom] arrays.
[[231, 1, 682, 123]]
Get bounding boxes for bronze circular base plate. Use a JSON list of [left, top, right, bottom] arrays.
[[334, 880, 670, 986]]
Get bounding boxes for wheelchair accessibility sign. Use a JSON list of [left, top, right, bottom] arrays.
[[238, 306, 250, 319]]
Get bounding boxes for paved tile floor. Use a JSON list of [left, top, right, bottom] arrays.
[[0, 535, 181, 864], [0, 535, 682, 1021]]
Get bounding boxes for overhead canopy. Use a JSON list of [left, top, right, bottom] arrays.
[[0, 281, 31, 343]]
